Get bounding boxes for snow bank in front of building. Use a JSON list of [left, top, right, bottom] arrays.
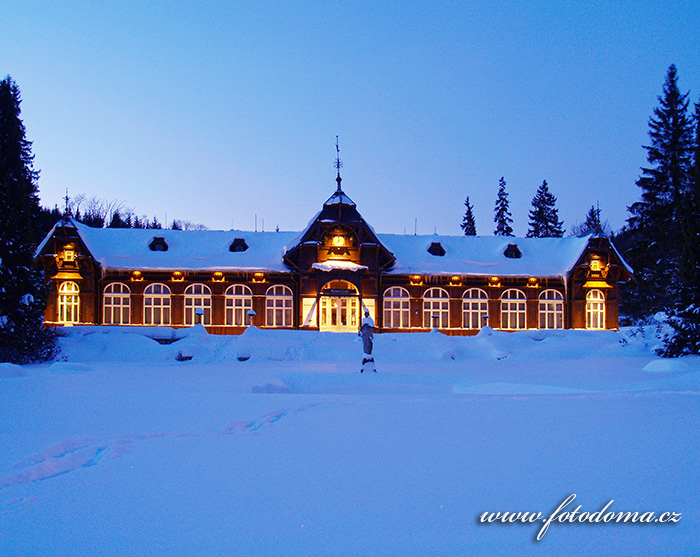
[[51, 324, 663, 367]]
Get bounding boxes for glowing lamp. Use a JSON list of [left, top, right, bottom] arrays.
[[131, 270, 143, 281], [252, 272, 266, 283], [172, 271, 184, 282]]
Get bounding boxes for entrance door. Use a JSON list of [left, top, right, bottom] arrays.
[[319, 280, 360, 332]]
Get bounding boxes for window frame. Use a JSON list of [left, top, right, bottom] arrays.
[[265, 285, 294, 328], [58, 281, 80, 324], [500, 288, 527, 330], [586, 289, 606, 330], [103, 282, 131, 325], [462, 288, 489, 329], [143, 283, 171, 326], [225, 284, 253, 326], [538, 289, 564, 329], [423, 287, 450, 328], [383, 286, 411, 329]]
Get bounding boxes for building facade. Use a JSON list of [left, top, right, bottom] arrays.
[[36, 184, 632, 334]]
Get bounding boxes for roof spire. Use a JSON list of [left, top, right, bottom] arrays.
[[335, 135, 343, 192]]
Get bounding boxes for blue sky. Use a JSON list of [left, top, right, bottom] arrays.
[[4, 1, 700, 235]]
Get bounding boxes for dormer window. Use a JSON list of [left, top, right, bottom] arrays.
[[427, 242, 445, 256], [64, 249, 75, 262], [590, 259, 601, 272], [504, 244, 522, 259], [149, 237, 168, 252], [229, 238, 248, 252]]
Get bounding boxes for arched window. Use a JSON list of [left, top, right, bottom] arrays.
[[538, 289, 564, 329], [143, 283, 171, 326], [266, 285, 293, 327], [500, 289, 526, 330], [103, 282, 130, 325], [383, 287, 410, 329], [586, 289, 606, 330], [423, 287, 450, 328], [58, 281, 80, 324], [462, 288, 488, 329], [225, 284, 253, 326], [184, 284, 212, 325]]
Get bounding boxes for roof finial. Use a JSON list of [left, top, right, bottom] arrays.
[[335, 135, 343, 192], [63, 189, 71, 218]]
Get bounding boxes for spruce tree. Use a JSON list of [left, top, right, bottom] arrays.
[[526, 180, 563, 238], [662, 99, 700, 355], [493, 177, 514, 236], [0, 76, 56, 363], [460, 196, 477, 236], [624, 65, 695, 318]]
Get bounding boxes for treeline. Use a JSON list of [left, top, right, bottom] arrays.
[[460, 177, 611, 238], [38, 195, 207, 239]]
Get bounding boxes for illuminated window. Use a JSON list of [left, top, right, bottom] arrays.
[[266, 285, 293, 327], [586, 289, 606, 330], [143, 283, 171, 326], [462, 288, 488, 329], [590, 259, 601, 272], [64, 249, 75, 262], [58, 281, 80, 324], [500, 289, 526, 330], [103, 282, 130, 325], [184, 283, 212, 325], [383, 287, 410, 328], [423, 287, 449, 328], [225, 284, 253, 326], [538, 289, 564, 329]]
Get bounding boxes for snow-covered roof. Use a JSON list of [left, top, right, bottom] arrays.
[[38, 219, 603, 278], [62, 220, 296, 273], [312, 261, 368, 272], [376, 234, 592, 278]]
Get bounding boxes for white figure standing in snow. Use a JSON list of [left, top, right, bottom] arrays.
[[359, 309, 376, 373]]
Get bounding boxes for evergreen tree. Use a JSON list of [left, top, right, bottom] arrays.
[[624, 65, 695, 318], [0, 76, 56, 363], [570, 204, 612, 237], [493, 177, 514, 236], [661, 99, 700, 355], [108, 212, 129, 228], [171, 219, 182, 230], [460, 196, 477, 236], [526, 180, 563, 238], [148, 216, 162, 229]]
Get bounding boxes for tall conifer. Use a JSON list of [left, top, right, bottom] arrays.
[[0, 76, 56, 363], [493, 177, 514, 236], [460, 196, 477, 236], [526, 180, 563, 238]]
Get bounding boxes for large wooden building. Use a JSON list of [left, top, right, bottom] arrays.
[[36, 182, 632, 334]]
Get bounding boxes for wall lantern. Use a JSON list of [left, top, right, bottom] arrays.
[[212, 271, 225, 282], [527, 277, 539, 288], [252, 272, 266, 283], [409, 275, 423, 286], [488, 276, 501, 287], [449, 276, 462, 286], [131, 270, 143, 281], [172, 271, 184, 282]]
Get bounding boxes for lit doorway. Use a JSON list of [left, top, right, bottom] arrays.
[[319, 280, 360, 332]]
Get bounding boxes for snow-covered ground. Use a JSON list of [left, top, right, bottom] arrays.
[[1, 325, 699, 556]]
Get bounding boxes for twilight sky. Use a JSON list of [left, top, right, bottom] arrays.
[[4, 1, 700, 236]]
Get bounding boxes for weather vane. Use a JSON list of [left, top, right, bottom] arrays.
[[335, 135, 343, 192]]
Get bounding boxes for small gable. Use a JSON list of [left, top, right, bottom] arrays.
[[229, 238, 249, 252], [427, 242, 445, 257], [504, 243, 522, 259], [149, 237, 168, 252]]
